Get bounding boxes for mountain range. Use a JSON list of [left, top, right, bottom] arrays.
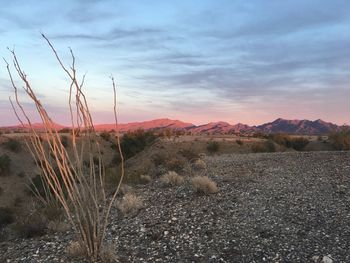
[[1, 118, 347, 135]]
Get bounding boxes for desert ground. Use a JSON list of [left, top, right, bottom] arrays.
[[0, 133, 349, 262]]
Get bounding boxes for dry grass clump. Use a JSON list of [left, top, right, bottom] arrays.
[[192, 159, 207, 170], [117, 193, 143, 215], [99, 244, 119, 263], [191, 176, 218, 194], [66, 241, 84, 259], [160, 171, 185, 186]]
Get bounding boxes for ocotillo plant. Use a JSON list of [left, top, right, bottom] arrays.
[[5, 34, 124, 262]]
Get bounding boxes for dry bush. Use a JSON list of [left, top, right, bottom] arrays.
[[5, 35, 125, 261], [160, 171, 184, 186], [191, 176, 218, 194], [117, 193, 143, 215]]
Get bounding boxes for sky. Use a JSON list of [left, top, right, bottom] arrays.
[[1, 0, 350, 126]]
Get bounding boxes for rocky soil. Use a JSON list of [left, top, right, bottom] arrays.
[[1, 151, 350, 262]]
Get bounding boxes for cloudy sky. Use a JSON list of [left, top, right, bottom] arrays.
[[1, 0, 350, 126]]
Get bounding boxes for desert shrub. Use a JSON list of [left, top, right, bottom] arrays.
[[179, 148, 199, 160], [207, 141, 219, 153], [160, 171, 184, 186], [236, 139, 243, 146], [60, 135, 69, 148], [2, 138, 21, 153], [165, 158, 185, 173], [100, 131, 111, 141], [117, 193, 143, 215], [0, 208, 14, 229], [119, 129, 157, 159], [251, 140, 276, 153], [191, 176, 218, 194], [139, 174, 152, 184], [329, 130, 350, 150], [0, 154, 11, 176], [192, 159, 207, 171]]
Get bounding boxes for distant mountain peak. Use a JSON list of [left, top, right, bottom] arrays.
[[1, 118, 345, 135]]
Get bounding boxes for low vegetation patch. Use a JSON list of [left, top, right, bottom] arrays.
[[269, 133, 309, 151], [329, 130, 350, 150], [0, 207, 15, 229], [160, 171, 185, 186], [165, 158, 185, 173], [251, 140, 276, 153], [191, 176, 218, 194]]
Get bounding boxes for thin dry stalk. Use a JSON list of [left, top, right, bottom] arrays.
[[5, 35, 124, 262]]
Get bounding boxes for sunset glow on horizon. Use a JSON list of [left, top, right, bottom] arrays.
[[1, 0, 350, 126]]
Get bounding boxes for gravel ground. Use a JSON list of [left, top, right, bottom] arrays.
[[1, 151, 350, 262]]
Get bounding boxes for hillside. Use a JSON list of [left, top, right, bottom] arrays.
[[1, 151, 350, 262]]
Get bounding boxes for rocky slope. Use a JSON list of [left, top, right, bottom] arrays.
[[1, 151, 350, 262]]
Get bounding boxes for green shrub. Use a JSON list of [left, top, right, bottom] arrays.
[[0, 207, 14, 229], [207, 141, 219, 153], [117, 129, 157, 159], [329, 130, 350, 150], [2, 138, 21, 153], [0, 154, 11, 176]]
